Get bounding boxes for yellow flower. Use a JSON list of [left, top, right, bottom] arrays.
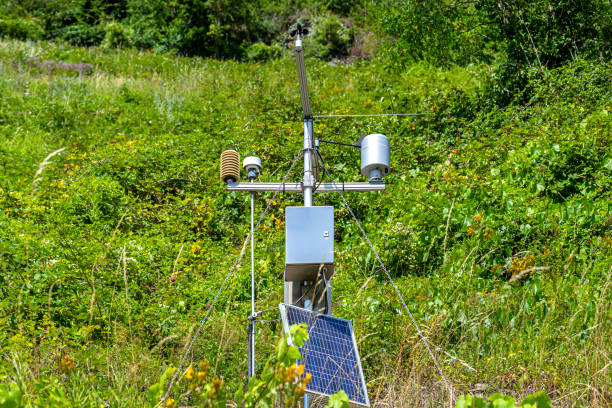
[[59, 354, 76, 372], [198, 360, 210, 372], [164, 397, 175, 407], [185, 367, 194, 381]]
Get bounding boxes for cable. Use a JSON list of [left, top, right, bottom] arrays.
[[313, 147, 328, 193], [249, 306, 279, 318], [316, 139, 359, 149], [291, 278, 316, 306], [317, 156, 455, 404], [161, 150, 304, 406], [252, 318, 281, 323], [313, 113, 429, 118]]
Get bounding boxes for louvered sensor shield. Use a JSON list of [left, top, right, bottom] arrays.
[[279, 303, 369, 406]]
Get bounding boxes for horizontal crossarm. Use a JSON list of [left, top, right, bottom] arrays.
[[226, 182, 385, 193]]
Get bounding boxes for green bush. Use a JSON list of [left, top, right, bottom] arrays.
[[378, 0, 494, 67], [477, 0, 611, 105], [321, 0, 363, 15], [0, 17, 44, 40], [308, 15, 352, 60], [245, 42, 283, 61], [0, 382, 23, 407], [125, 0, 261, 58], [61, 23, 105, 46], [457, 391, 552, 408], [102, 21, 133, 48]]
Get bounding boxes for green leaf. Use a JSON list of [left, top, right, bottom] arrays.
[[286, 345, 302, 361], [456, 395, 472, 408], [456, 395, 490, 408], [290, 323, 309, 347], [147, 367, 175, 407], [326, 390, 350, 408], [488, 393, 516, 408], [0, 383, 23, 408], [520, 391, 552, 408]]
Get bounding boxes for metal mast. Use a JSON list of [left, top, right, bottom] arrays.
[[221, 24, 388, 394], [248, 185, 255, 378], [295, 29, 314, 207]]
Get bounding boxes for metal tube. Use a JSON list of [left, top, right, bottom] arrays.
[[303, 119, 314, 207], [227, 181, 385, 193], [248, 188, 255, 379]]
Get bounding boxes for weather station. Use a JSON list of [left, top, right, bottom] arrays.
[[218, 25, 391, 407], [161, 22, 451, 408]]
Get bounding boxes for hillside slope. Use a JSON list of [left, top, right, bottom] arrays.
[[0, 39, 610, 406]]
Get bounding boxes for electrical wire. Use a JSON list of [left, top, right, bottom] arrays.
[[313, 147, 328, 193], [161, 149, 304, 406], [316, 139, 359, 148], [316, 151, 455, 404]]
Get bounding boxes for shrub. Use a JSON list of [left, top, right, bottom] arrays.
[[154, 324, 350, 407], [102, 21, 133, 48], [0, 17, 44, 40], [61, 23, 105, 46], [246, 42, 283, 62], [308, 15, 353, 60], [378, 0, 493, 67], [456, 391, 552, 408], [321, 0, 363, 15], [477, 0, 612, 105]]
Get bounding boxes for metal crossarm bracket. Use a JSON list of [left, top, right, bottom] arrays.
[[226, 181, 385, 193]]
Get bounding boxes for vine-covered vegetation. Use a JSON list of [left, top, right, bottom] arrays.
[[0, 0, 610, 407]]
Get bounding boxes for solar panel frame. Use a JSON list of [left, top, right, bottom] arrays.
[[279, 303, 370, 407]]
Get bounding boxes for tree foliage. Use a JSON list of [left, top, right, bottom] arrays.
[[379, 0, 611, 103], [0, 0, 367, 59]]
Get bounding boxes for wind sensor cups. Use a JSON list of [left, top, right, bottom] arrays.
[[360, 134, 390, 182], [220, 150, 240, 184], [243, 156, 262, 180]]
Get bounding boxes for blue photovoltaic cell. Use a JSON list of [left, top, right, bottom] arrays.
[[279, 303, 369, 406]]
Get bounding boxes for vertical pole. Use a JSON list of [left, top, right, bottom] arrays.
[[303, 118, 314, 207], [302, 104, 314, 408], [248, 188, 255, 379], [296, 30, 316, 408]]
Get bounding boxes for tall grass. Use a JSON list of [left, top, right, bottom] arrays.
[[0, 38, 609, 407]]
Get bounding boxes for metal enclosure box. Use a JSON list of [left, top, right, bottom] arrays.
[[285, 206, 334, 282]]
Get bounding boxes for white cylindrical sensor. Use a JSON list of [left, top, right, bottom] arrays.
[[243, 156, 262, 180], [360, 134, 390, 181]]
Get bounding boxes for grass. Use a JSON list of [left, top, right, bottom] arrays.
[[0, 38, 610, 407]]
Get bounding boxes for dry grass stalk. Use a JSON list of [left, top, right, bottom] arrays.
[[31, 147, 66, 192]]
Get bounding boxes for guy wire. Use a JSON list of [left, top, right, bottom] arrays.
[[313, 112, 429, 118], [315, 148, 456, 405]]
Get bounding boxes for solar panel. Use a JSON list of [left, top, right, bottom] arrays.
[[279, 303, 369, 406]]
